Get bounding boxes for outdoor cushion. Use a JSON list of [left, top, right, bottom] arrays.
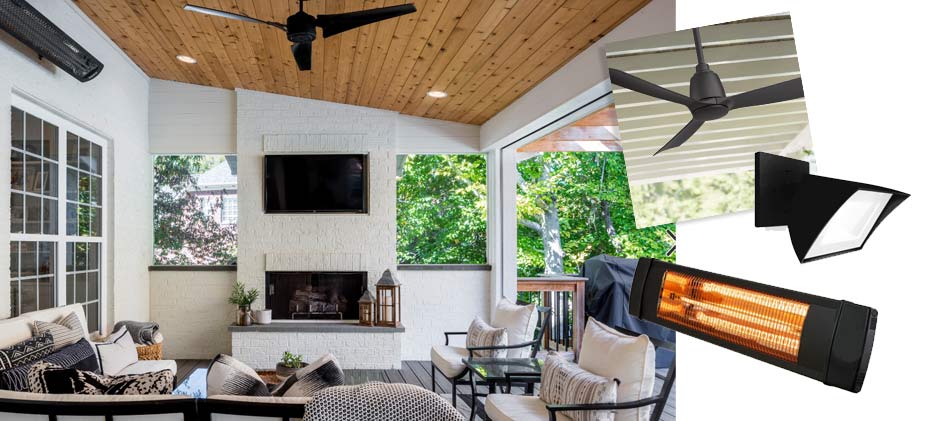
[[95, 326, 139, 376], [277, 353, 345, 397], [28, 361, 173, 395], [117, 359, 178, 376], [430, 345, 469, 378], [0, 338, 98, 392], [303, 382, 463, 421], [539, 353, 617, 421], [491, 299, 538, 358], [0, 304, 89, 349], [466, 317, 508, 358], [578, 318, 655, 421], [206, 354, 271, 397], [486, 393, 572, 421], [31, 312, 84, 351], [0, 332, 54, 371]]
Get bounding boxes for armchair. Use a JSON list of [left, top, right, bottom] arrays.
[[430, 300, 551, 408]]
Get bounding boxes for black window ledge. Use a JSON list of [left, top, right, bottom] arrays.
[[149, 265, 237, 272], [397, 264, 491, 271]]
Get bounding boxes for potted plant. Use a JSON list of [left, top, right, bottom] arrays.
[[276, 351, 308, 380], [228, 281, 260, 326]]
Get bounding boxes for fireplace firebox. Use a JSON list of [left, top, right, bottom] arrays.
[[265, 272, 366, 321]]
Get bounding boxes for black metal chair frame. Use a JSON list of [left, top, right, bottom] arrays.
[[430, 305, 551, 415], [544, 327, 676, 421], [0, 395, 199, 421]]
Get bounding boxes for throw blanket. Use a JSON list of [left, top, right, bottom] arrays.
[[0, 339, 98, 391], [113, 321, 160, 345], [303, 382, 464, 421]]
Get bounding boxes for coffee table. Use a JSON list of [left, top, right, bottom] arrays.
[[173, 368, 207, 398], [462, 357, 543, 420]]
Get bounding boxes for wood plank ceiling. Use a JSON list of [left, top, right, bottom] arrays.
[[74, 0, 651, 124], [607, 15, 808, 185]]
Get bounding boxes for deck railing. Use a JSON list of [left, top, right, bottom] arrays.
[[517, 275, 588, 357]]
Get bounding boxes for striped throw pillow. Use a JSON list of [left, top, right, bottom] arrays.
[[539, 353, 617, 421], [32, 312, 84, 351], [466, 317, 508, 358]]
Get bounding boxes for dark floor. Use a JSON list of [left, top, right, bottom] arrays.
[[176, 359, 675, 421]]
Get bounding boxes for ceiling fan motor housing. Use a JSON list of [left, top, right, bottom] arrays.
[[690, 68, 730, 120], [287, 11, 316, 43]]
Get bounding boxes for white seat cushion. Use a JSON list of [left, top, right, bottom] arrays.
[[486, 394, 572, 421], [117, 359, 178, 376], [491, 299, 538, 358], [430, 345, 469, 378], [578, 319, 655, 421], [0, 304, 89, 349]]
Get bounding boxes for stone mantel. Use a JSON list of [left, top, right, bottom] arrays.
[[228, 322, 405, 333]]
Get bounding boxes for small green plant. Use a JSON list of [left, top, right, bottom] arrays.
[[281, 351, 304, 368], [228, 281, 260, 308]]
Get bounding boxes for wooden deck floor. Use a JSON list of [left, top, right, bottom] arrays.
[[176, 359, 675, 421]]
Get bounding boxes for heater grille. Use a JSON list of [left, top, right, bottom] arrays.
[[657, 270, 809, 362]]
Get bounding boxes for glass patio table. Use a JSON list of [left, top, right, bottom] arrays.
[[462, 357, 544, 419]]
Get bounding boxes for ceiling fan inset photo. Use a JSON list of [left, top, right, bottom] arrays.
[[183, 0, 416, 71]]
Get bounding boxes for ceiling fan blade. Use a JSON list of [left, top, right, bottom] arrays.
[[183, 4, 286, 31], [654, 120, 704, 155], [728, 78, 804, 109], [317, 4, 417, 38], [291, 42, 312, 71], [609, 68, 695, 107]]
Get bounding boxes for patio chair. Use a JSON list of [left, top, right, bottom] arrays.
[[430, 299, 551, 408], [484, 321, 675, 421]]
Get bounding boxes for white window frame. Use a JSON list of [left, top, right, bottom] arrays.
[[11, 95, 109, 332]]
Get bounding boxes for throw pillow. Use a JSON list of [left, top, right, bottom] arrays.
[[32, 312, 84, 351], [539, 353, 617, 421], [491, 299, 538, 358], [206, 354, 271, 397], [95, 326, 139, 376], [465, 317, 508, 358], [0, 339, 98, 392], [276, 353, 345, 397], [28, 361, 173, 395], [0, 332, 54, 371], [578, 318, 655, 421]]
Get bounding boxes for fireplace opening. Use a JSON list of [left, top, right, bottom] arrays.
[[265, 271, 366, 321]]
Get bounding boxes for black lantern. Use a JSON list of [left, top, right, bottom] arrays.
[[375, 269, 401, 328], [755, 152, 909, 263], [630, 258, 877, 392]]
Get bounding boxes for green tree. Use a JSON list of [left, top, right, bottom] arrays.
[[153, 155, 237, 265], [396, 154, 487, 264], [516, 152, 674, 277]]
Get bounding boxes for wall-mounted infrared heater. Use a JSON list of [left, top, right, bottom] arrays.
[[630, 258, 876, 392], [0, 0, 104, 82], [755, 152, 908, 263]]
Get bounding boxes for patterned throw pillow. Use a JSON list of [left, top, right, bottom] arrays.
[[206, 354, 271, 397], [539, 353, 617, 421], [0, 339, 98, 392], [0, 332, 54, 371], [28, 361, 173, 395], [466, 316, 508, 358], [276, 353, 345, 397], [32, 312, 84, 351]]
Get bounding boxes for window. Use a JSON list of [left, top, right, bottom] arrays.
[[10, 103, 106, 331], [153, 155, 237, 265], [396, 154, 487, 265]]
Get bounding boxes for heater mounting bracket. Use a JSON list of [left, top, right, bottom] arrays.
[[754, 152, 810, 227]]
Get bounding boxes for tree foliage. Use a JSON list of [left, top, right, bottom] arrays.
[[631, 171, 755, 227], [153, 155, 237, 265], [516, 152, 674, 277], [396, 154, 487, 264]]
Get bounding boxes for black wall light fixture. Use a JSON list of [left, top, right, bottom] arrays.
[[755, 152, 909, 263], [630, 258, 876, 392]]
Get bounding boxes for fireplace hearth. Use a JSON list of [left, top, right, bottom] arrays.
[[265, 272, 366, 321]]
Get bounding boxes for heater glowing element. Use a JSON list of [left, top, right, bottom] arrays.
[[657, 270, 808, 362]]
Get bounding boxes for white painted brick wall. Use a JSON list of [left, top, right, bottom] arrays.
[[232, 331, 402, 370], [149, 271, 235, 359]]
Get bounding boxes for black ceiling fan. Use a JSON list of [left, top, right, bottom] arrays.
[[609, 28, 804, 156], [183, 0, 416, 71]]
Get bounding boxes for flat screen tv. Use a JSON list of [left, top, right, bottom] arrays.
[[264, 154, 368, 213]]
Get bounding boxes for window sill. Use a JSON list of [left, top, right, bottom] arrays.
[[396, 264, 491, 271], [148, 265, 237, 272]]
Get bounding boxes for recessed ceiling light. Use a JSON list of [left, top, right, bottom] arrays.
[[427, 90, 448, 98], [176, 55, 197, 64]]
